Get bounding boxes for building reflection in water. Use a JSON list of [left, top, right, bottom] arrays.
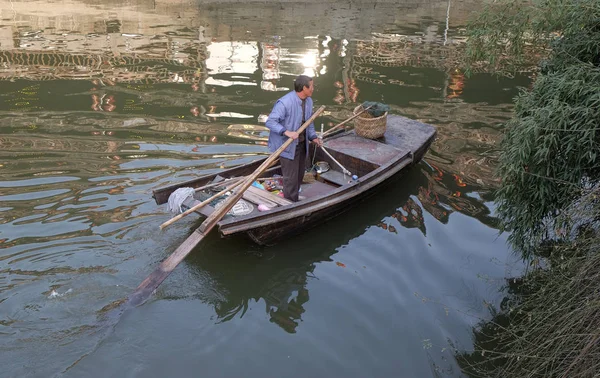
[[0, 14, 477, 120], [260, 41, 286, 92], [0, 6, 507, 192], [0, 1, 512, 336], [445, 68, 465, 99]]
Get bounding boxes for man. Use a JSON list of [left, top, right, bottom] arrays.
[[266, 75, 323, 202]]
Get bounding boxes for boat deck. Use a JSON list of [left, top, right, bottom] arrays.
[[300, 180, 335, 199]]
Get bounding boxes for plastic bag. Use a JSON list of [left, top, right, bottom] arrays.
[[362, 101, 390, 117]]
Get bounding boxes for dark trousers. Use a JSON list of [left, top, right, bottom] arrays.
[[280, 141, 307, 202]]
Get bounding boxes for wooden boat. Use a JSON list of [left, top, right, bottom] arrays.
[[152, 115, 436, 245]]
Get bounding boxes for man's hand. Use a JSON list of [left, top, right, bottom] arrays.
[[284, 130, 299, 140], [311, 137, 323, 147]]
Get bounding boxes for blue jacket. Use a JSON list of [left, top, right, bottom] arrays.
[[265, 91, 318, 159]]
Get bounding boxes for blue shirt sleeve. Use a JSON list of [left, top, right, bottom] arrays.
[[266, 100, 287, 136]]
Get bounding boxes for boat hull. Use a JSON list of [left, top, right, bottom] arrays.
[[225, 134, 433, 245]]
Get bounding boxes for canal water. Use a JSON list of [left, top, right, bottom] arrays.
[[0, 1, 528, 377]]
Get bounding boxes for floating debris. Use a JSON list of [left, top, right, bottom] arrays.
[[48, 288, 72, 299]]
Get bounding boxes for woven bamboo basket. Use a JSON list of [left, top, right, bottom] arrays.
[[353, 105, 387, 139]]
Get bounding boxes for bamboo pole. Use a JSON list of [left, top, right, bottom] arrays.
[[320, 145, 352, 176], [198, 105, 326, 234], [255, 176, 282, 182], [126, 105, 326, 307], [321, 105, 373, 137]]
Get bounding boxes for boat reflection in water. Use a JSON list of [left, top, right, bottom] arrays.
[[184, 162, 496, 333]]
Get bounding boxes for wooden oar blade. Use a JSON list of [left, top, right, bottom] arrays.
[[126, 229, 206, 307]]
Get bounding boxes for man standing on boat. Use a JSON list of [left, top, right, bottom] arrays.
[[266, 75, 323, 202]]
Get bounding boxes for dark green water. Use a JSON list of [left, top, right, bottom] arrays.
[[0, 1, 528, 377]]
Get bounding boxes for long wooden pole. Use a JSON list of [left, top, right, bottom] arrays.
[[126, 105, 326, 307], [198, 105, 325, 233], [321, 105, 373, 137]]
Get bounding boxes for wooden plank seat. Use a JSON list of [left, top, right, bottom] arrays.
[[184, 182, 292, 219], [242, 190, 279, 208], [181, 196, 214, 217], [245, 186, 292, 207]]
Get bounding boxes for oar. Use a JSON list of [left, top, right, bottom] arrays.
[[126, 105, 326, 307], [321, 105, 373, 137]]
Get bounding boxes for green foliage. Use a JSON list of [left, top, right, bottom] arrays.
[[465, 0, 541, 72], [465, 0, 600, 258], [497, 65, 600, 256], [457, 1, 600, 376], [457, 206, 600, 377]]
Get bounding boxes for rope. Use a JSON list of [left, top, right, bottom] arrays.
[[311, 124, 324, 170]]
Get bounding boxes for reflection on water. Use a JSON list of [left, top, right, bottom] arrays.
[[0, 0, 527, 186], [0, 1, 524, 377], [187, 165, 498, 335]]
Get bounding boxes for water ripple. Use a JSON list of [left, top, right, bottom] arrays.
[[0, 176, 80, 188]]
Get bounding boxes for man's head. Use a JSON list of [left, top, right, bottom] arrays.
[[294, 75, 314, 98]]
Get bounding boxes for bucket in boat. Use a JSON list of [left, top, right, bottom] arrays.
[[315, 161, 330, 174]]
